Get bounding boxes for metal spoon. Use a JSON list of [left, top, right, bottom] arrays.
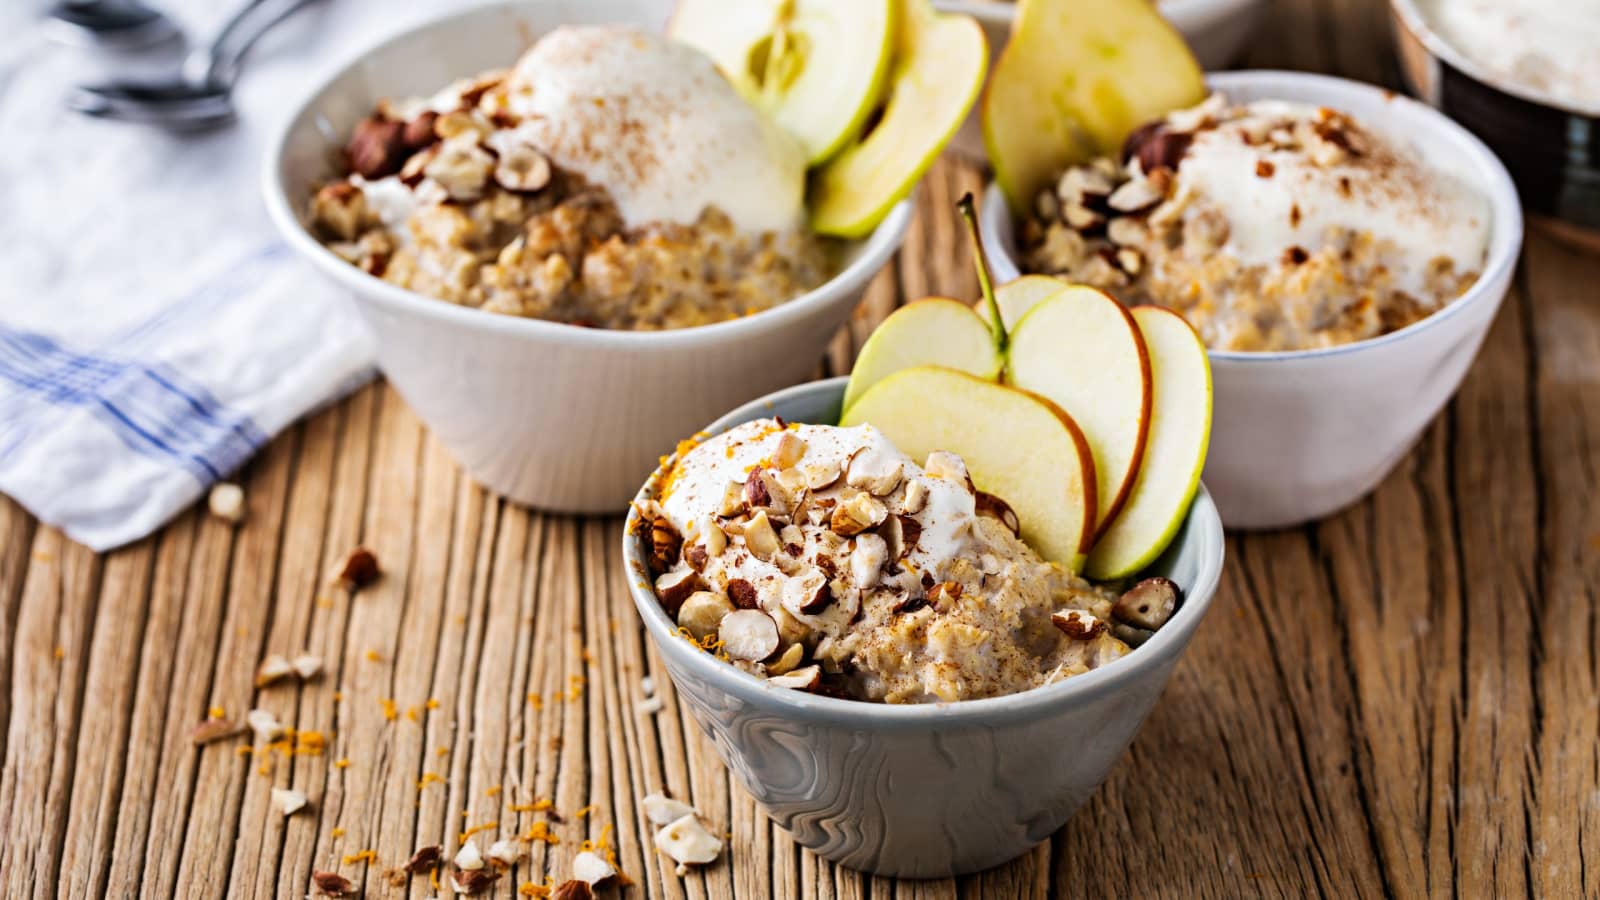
[[68, 0, 323, 130], [48, 0, 182, 50]]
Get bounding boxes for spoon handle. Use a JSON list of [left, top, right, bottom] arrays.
[[182, 0, 322, 88]]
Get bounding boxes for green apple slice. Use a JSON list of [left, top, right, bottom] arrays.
[[669, 0, 894, 164], [843, 298, 1002, 413], [977, 274, 1073, 328], [1006, 285, 1153, 540], [982, 0, 1205, 212], [1085, 306, 1212, 580], [809, 0, 987, 237], [840, 366, 1097, 571]]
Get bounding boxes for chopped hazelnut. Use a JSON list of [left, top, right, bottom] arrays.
[[553, 879, 595, 900], [646, 515, 681, 575], [849, 534, 888, 589], [485, 838, 520, 866], [245, 709, 283, 743], [1113, 577, 1181, 630], [742, 510, 782, 560], [781, 568, 833, 616], [766, 642, 805, 676], [312, 870, 355, 897], [699, 515, 727, 557], [330, 546, 380, 591], [452, 866, 501, 894], [454, 839, 485, 870], [345, 115, 406, 179], [1064, 203, 1105, 230], [719, 610, 780, 661], [676, 591, 733, 641], [801, 459, 843, 490], [642, 792, 697, 826], [830, 492, 887, 537], [928, 581, 964, 611], [208, 482, 245, 523], [771, 432, 808, 469], [882, 514, 921, 561], [1052, 609, 1107, 640], [404, 845, 443, 874], [716, 481, 745, 517], [901, 478, 928, 514], [1107, 177, 1164, 214], [767, 665, 821, 691], [271, 787, 309, 816], [254, 654, 293, 687], [493, 144, 551, 194], [571, 849, 617, 885], [923, 451, 968, 483], [654, 569, 704, 615], [846, 449, 904, 496], [291, 654, 323, 680], [654, 813, 724, 868], [189, 718, 245, 745], [726, 579, 759, 610]]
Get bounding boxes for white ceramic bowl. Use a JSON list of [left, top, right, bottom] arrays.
[[263, 0, 912, 513], [624, 377, 1225, 877], [980, 71, 1523, 529], [934, 0, 1266, 160]]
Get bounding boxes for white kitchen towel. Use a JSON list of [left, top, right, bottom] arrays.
[[0, 0, 483, 551]]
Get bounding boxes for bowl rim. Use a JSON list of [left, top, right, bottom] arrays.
[[1388, 0, 1600, 118], [622, 376, 1225, 730], [932, 0, 1263, 34], [259, 1, 914, 351], [982, 69, 1523, 365]]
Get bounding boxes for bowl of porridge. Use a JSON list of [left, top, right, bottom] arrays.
[[623, 376, 1224, 876], [980, 71, 1522, 528], [933, 0, 1266, 159], [1390, 0, 1600, 245], [264, 1, 913, 512]]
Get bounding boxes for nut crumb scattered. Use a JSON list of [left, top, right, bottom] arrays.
[[208, 483, 245, 523], [311, 871, 353, 897], [271, 787, 309, 816], [330, 546, 381, 591]]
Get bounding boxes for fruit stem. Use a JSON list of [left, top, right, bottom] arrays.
[[959, 192, 1007, 351]]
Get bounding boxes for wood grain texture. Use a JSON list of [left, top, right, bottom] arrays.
[[2, 2, 1597, 896]]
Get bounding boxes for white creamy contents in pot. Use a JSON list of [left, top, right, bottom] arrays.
[[1418, 0, 1600, 112]]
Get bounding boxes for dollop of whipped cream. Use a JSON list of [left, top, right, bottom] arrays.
[[1163, 96, 1490, 293], [501, 26, 807, 234], [1418, 0, 1600, 113], [659, 420, 976, 577]]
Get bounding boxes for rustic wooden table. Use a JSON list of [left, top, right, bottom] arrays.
[[5, 1, 1598, 897]]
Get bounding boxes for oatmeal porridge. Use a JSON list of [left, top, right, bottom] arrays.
[[635, 419, 1180, 704], [307, 26, 833, 330], [1018, 95, 1491, 352]]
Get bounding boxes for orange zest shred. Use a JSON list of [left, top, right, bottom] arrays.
[[331, 827, 346, 839], [208, 706, 226, 719], [425, 698, 440, 710], [342, 849, 377, 866], [380, 698, 397, 721], [574, 804, 597, 819], [485, 785, 502, 798], [405, 706, 420, 723], [436, 746, 450, 757], [364, 649, 382, 662], [519, 820, 559, 845], [333, 758, 351, 769], [416, 772, 446, 790], [527, 693, 544, 710], [235, 746, 252, 757], [519, 883, 552, 897], [459, 821, 498, 843]]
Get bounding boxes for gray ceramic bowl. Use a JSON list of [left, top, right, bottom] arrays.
[[622, 376, 1225, 877]]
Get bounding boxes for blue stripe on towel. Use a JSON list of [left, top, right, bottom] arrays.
[[0, 325, 266, 481]]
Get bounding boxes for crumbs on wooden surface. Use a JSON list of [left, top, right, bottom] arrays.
[[341, 849, 377, 866]]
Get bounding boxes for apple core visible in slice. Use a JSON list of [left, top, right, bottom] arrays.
[[809, 0, 987, 237], [1085, 306, 1212, 580], [982, 0, 1205, 212], [843, 298, 1003, 413], [1005, 286, 1152, 539], [669, 0, 893, 164], [839, 366, 1097, 571]]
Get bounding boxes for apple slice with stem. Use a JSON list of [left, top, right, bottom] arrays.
[[840, 366, 1097, 571], [982, 0, 1205, 212], [1005, 285, 1152, 540], [809, 0, 987, 237], [669, 0, 894, 165], [1085, 306, 1212, 580], [978, 274, 1071, 329], [843, 298, 1003, 412]]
